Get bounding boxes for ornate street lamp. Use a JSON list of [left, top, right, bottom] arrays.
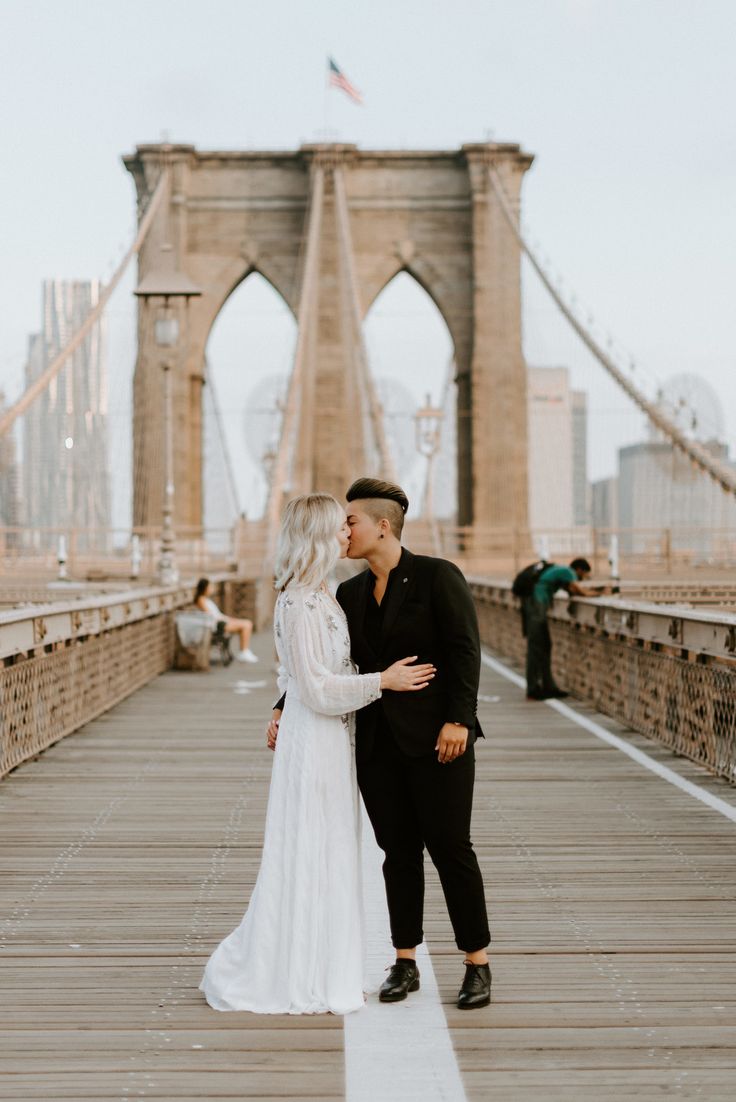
[[134, 245, 201, 585], [414, 392, 444, 551]]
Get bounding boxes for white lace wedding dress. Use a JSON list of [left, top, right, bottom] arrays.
[[199, 584, 382, 1015]]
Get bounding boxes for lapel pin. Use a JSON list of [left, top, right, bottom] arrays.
[[403, 577, 408, 583]]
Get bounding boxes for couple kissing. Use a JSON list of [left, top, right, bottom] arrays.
[[200, 477, 491, 1015]]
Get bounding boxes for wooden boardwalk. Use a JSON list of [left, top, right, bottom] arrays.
[[1, 632, 735, 1101]]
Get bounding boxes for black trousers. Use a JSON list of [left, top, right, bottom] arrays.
[[357, 721, 490, 953], [524, 598, 559, 695]]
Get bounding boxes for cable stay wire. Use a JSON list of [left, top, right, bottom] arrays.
[[486, 164, 736, 498], [203, 356, 242, 520]]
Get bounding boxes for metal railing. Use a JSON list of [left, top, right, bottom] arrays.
[[0, 522, 270, 580], [0, 575, 259, 778], [470, 579, 736, 783], [3, 559, 734, 788], [403, 522, 736, 576], [2, 522, 734, 582]]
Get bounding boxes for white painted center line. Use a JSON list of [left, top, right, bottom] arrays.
[[481, 650, 736, 825], [344, 810, 467, 1102]]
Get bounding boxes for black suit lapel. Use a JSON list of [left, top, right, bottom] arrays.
[[380, 547, 415, 643]]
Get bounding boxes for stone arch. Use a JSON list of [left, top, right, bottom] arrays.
[[364, 261, 459, 362], [363, 268, 456, 511], [127, 141, 533, 533], [186, 259, 297, 379], [202, 270, 297, 527]]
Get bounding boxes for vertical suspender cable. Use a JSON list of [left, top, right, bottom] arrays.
[[203, 356, 242, 519]]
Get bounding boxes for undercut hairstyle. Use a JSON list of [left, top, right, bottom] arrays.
[[273, 493, 346, 591], [569, 557, 592, 575], [346, 477, 409, 540]]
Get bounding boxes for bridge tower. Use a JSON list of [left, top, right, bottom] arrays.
[[124, 141, 533, 533]]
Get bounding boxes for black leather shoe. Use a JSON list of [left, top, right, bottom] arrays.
[[457, 962, 491, 1009], [379, 960, 420, 1002]]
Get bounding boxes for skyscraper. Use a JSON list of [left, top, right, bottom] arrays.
[[618, 438, 736, 556], [615, 374, 736, 557], [0, 392, 21, 535], [571, 388, 589, 525], [527, 367, 588, 532], [23, 281, 110, 549], [591, 476, 619, 531]]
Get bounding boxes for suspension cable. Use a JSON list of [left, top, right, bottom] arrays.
[[203, 356, 242, 518], [486, 163, 736, 498], [0, 168, 169, 439]]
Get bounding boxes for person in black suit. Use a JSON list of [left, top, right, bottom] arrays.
[[269, 478, 491, 1009]]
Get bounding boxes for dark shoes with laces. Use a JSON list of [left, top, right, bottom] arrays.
[[379, 959, 421, 1002], [457, 961, 492, 1009], [379, 958, 492, 1008], [527, 688, 569, 700]]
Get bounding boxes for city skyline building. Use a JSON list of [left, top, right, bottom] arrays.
[[617, 437, 736, 556], [0, 391, 21, 536], [527, 366, 588, 532], [591, 475, 619, 531], [22, 280, 110, 549], [590, 373, 736, 556], [572, 388, 588, 525]]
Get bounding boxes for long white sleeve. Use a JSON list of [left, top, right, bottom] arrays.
[[278, 590, 381, 717]]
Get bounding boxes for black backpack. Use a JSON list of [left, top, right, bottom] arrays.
[[511, 560, 551, 599]]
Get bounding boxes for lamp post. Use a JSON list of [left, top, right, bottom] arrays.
[[414, 392, 444, 554], [134, 245, 201, 585]]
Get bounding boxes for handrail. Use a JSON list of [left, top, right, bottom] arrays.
[[0, 580, 194, 661], [469, 578, 736, 662]]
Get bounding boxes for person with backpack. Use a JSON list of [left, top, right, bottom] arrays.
[[513, 557, 614, 700]]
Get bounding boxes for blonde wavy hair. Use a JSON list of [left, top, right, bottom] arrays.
[[273, 493, 346, 591]]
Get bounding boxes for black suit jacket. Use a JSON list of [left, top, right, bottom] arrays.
[[336, 548, 483, 759]]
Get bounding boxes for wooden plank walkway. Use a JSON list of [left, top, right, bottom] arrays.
[[1, 631, 735, 1101]]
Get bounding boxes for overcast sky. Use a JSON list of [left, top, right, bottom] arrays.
[[1, 0, 734, 517]]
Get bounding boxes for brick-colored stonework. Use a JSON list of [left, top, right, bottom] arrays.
[[124, 142, 533, 534]]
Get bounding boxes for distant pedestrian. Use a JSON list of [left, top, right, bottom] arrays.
[[194, 578, 258, 664], [521, 558, 612, 700]]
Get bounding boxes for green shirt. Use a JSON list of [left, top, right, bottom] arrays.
[[533, 564, 576, 607]]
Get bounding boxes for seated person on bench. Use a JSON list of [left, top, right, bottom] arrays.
[[195, 578, 258, 664]]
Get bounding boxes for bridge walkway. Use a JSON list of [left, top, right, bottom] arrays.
[[0, 631, 734, 1101]]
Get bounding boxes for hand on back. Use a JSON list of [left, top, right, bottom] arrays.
[[381, 656, 436, 692]]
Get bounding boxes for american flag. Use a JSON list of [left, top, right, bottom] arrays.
[[328, 57, 363, 105]]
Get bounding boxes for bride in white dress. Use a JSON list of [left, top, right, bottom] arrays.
[[199, 493, 435, 1015]]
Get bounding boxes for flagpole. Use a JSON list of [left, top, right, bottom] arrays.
[[323, 57, 332, 138]]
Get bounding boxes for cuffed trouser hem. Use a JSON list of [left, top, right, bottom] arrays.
[[390, 932, 424, 949], [457, 932, 491, 953]]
